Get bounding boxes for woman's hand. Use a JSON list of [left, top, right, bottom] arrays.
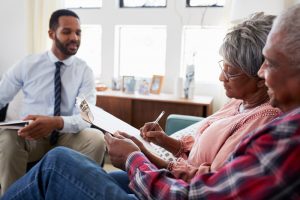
[[139, 122, 168, 147], [140, 122, 182, 155]]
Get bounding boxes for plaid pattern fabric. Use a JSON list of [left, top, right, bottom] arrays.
[[50, 61, 63, 145], [126, 107, 300, 200]]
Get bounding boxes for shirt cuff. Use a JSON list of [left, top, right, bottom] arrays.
[[60, 115, 90, 133], [125, 151, 151, 177]]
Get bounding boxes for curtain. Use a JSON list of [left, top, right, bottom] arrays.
[[27, 0, 64, 53]]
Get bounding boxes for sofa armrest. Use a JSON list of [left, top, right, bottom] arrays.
[[165, 114, 204, 135]]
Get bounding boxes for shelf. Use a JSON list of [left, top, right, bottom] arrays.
[[96, 90, 213, 129]]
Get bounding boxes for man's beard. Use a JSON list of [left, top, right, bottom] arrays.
[[55, 37, 80, 56]]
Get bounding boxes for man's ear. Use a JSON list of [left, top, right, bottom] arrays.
[[48, 29, 55, 40]]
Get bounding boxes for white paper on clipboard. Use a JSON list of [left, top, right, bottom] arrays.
[[77, 98, 156, 153]]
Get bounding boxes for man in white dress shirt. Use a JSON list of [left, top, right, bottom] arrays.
[[0, 9, 105, 195]]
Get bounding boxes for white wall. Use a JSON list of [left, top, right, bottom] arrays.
[[75, 1, 227, 88], [1, 0, 298, 113], [74, 0, 228, 112], [0, 0, 29, 76], [294, 0, 300, 4]]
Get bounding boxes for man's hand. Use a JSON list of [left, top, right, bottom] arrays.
[[118, 131, 169, 169], [104, 132, 140, 170], [18, 115, 63, 140], [117, 131, 146, 152]]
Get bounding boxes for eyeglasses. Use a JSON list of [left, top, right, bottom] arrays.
[[218, 60, 244, 80], [77, 97, 112, 135], [77, 97, 95, 124]]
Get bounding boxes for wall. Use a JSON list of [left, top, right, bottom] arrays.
[[74, 0, 228, 112], [0, 0, 298, 113], [0, 0, 29, 76]]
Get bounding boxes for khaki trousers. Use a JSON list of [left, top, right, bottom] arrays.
[[0, 128, 106, 196]]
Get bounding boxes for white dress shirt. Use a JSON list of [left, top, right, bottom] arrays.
[[0, 51, 96, 133]]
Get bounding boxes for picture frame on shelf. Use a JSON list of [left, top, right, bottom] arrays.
[[122, 76, 135, 93], [150, 75, 164, 94], [111, 77, 121, 91], [138, 78, 151, 95]]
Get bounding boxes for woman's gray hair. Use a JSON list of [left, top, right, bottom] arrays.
[[219, 12, 275, 77], [271, 4, 300, 66]]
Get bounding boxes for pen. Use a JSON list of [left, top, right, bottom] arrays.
[[150, 111, 165, 130]]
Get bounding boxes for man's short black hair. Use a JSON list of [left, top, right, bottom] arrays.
[[49, 9, 79, 30]]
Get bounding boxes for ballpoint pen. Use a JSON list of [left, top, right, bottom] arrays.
[[150, 111, 165, 130]]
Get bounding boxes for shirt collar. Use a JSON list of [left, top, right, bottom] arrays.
[[47, 50, 74, 67]]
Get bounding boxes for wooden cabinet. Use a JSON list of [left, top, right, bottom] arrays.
[[96, 90, 213, 129]]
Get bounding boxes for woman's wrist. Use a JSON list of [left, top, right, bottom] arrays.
[[174, 139, 184, 157], [164, 137, 182, 155], [167, 161, 175, 171]]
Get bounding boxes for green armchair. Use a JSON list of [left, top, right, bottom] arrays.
[[165, 114, 204, 135]]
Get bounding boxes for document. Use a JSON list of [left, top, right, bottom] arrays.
[[77, 98, 156, 153], [0, 120, 31, 130]]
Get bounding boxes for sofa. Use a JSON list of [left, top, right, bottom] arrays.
[[165, 114, 204, 135]]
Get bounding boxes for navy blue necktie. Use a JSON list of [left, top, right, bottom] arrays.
[[50, 61, 63, 145]]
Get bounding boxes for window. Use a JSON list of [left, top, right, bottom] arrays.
[[115, 25, 167, 77], [181, 26, 226, 83], [186, 0, 225, 7], [64, 0, 102, 8], [76, 25, 102, 78], [120, 0, 167, 8]]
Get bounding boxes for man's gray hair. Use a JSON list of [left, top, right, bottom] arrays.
[[271, 4, 300, 66], [219, 13, 275, 77]]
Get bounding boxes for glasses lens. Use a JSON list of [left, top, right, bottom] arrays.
[[218, 60, 228, 80], [80, 99, 94, 123]]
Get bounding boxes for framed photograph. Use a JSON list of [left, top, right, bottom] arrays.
[[111, 77, 121, 91], [150, 75, 164, 94], [122, 76, 135, 93], [138, 78, 151, 95]]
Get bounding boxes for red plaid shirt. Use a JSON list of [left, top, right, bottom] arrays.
[[126, 107, 300, 200]]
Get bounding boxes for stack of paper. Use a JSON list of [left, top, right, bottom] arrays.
[[0, 120, 31, 129]]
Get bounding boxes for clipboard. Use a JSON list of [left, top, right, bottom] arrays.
[[76, 97, 155, 152]]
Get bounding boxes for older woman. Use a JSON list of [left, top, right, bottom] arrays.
[[112, 12, 281, 185]]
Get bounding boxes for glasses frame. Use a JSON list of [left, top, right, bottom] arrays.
[[78, 98, 94, 124], [218, 60, 244, 80], [78, 97, 109, 134]]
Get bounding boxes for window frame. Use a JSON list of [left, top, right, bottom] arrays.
[[181, 25, 226, 84], [186, 0, 224, 8], [114, 25, 167, 78], [119, 0, 167, 8], [64, 0, 102, 9], [76, 24, 102, 78]]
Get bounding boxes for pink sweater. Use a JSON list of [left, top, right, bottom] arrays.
[[170, 99, 281, 182]]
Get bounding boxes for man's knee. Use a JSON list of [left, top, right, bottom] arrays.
[[43, 147, 78, 166], [79, 128, 106, 162], [0, 130, 23, 157], [46, 146, 75, 160], [81, 128, 106, 149]]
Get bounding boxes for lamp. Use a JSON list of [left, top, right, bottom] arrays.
[[230, 0, 286, 24]]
